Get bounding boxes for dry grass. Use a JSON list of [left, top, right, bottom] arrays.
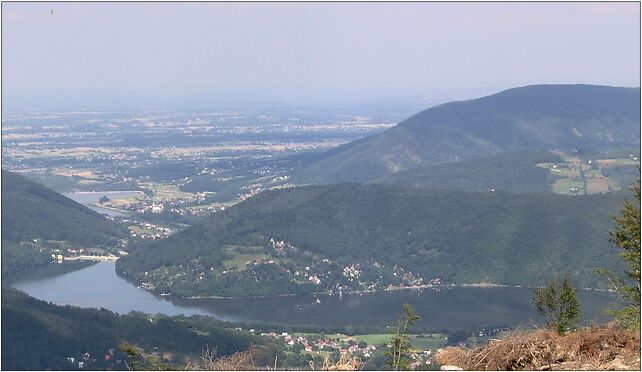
[[436, 324, 640, 370], [309, 353, 362, 371], [199, 345, 259, 370], [197, 345, 361, 371]]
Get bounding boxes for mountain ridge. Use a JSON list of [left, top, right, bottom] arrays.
[[292, 84, 640, 184]]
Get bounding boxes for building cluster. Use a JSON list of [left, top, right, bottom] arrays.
[[238, 185, 263, 201], [259, 332, 378, 358], [342, 264, 361, 280], [125, 220, 173, 240], [269, 238, 296, 256]]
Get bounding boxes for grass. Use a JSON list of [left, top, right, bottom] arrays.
[[552, 178, 585, 195], [139, 182, 193, 202], [222, 254, 271, 270], [292, 332, 327, 337], [52, 167, 100, 179], [352, 334, 392, 345], [186, 201, 238, 211], [348, 333, 447, 350], [595, 158, 640, 166], [129, 226, 160, 235], [585, 177, 617, 194], [222, 245, 272, 271], [410, 334, 448, 351], [540, 151, 637, 195]]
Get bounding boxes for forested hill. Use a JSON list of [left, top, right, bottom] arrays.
[[292, 85, 640, 184], [1, 169, 126, 246], [1, 288, 257, 370], [117, 184, 628, 297], [1, 170, 127, 277], [375, 150, 562, 193]]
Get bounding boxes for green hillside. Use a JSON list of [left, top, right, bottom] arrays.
[[1, 170, 127, 276], [375, 150, 562, 193], [293, 85, 640, 184], [117, 184, 627, 297], [1, 288, 257, 370]]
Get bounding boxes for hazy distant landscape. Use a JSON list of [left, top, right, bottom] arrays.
[[3, 84, 639, 371], [2, 2, 640, 371]]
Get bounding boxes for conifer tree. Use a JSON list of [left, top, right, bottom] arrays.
[[532, 274, 581, 335], [597, 176, 641, 329], [385, 303, 421, 370]]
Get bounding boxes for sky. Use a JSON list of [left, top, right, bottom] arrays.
[[2, 2, 640, 106]]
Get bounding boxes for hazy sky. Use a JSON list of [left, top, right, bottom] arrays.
[[2, 2, 640, 104]]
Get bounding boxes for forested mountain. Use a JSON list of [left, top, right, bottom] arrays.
[[375, 150, 561, 193], [1, 288, 257, 370], [292, 85, 640, 184], [1, 170, 127, 276], [117, 184, 627, 297], [1, 169, 126, 245]]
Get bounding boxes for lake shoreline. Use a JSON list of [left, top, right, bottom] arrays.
[[13, 261, 616, 328], [180, 282, 615, 301]]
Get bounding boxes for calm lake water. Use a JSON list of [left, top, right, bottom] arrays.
[[12, 262, 616, 331], [63, 191, 142, 217]]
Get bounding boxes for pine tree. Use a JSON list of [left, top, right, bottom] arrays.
[[597, 176, 641, 329], [532, 274, 581, 335], [385, 303, 421, 370]]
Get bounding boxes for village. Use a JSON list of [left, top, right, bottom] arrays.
[[253, 330, 438, 369]]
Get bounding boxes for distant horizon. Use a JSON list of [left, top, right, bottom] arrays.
[[2, 2, 639, 111], [3, 82, 641, 114]]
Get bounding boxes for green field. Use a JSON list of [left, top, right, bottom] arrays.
[[409, 334, 448, 351], [222, 245, 270, 270], [596, 158, 640, 166], [537, 152, 638, 195], [352, 334, 392, 345], [552, 178, 585, 194], [337, 333, 447, 351]]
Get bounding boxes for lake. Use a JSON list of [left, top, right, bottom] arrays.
[[11, 261, 616, 331], [63, 191, 142, 217]]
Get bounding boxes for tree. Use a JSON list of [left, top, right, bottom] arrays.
[[597, 176, 640, 329], [385, 303, 421, 370], [532, 274, 580, 335], [120, 342, 141, 371]]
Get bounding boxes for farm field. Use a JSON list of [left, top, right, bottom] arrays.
[[538, 152, 639, 195]]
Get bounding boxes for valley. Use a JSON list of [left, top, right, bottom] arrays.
[[3, 3, 640, 369], [2, 84, 640, 371]]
